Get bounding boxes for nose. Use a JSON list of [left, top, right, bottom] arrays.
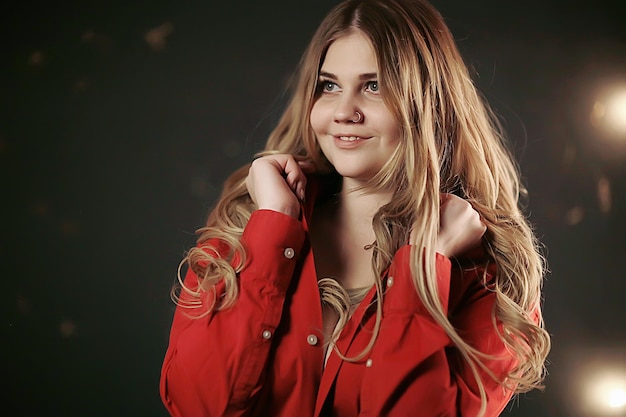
[[333, 95, 363, 124]]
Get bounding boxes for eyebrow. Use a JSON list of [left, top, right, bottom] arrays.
[[319, 71, 378, 80]]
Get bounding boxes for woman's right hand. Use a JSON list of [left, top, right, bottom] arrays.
[[246, 154, 312, 219]]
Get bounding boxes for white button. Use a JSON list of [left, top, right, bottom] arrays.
[[387, 276, 394, 287], [262, 330, 272, 340], [284, 248, 295, 259], [366, 359, 373, 367], [307, 334, 318, 345]]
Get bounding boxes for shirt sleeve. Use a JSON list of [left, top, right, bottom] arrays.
[[160, 209, 306, 417], [445, 260, 519, 417], [359, 246, 521, 417]]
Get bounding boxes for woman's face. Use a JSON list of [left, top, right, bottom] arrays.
[[310, 30, 401, 185]]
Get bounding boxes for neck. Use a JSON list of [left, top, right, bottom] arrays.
[[309, 177, 391, 290], [336, 178, 393, 234]]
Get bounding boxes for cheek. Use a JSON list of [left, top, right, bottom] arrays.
[[389, 126, 402, 147], [309, 101, 330, 135], [382, 112, 402, 145]]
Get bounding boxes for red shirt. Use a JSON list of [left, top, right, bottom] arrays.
[[160, 194, 519, 416]]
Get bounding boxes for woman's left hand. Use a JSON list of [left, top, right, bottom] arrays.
[[434, 194, 486, 258]]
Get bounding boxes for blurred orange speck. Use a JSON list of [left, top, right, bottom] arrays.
[[29, 51, 44, 66], [597, 177, 612, 214], [16, 295, 33, 314], [59, 320, 77, 337], [60, 220, 80, 236], [565, 206, 584, 225]]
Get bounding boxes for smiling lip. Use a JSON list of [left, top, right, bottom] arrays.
[[331, 134, 372, 148]]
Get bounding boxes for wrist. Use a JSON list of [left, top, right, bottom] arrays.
[[257, 205, 300, 219]]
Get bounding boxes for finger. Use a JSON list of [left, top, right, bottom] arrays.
[[285, 174, 306, 201], [282, 158, 307, 200], [283, 157, 302, 186], [297, 180, 306, 201], [288, 159, 309, 201]]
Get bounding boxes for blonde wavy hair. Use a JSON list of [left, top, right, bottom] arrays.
[[174, 0, 550, 415]]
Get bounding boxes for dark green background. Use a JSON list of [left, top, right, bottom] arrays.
[[2, 1, 625, 416]]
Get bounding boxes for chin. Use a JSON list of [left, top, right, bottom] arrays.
[[332, 167, 376, 183]]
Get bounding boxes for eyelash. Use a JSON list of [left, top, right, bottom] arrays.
[[366, 81, 379, 93], [318, 80, 380, 94], [320, 80, 338, 92]]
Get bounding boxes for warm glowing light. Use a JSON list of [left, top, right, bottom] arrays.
[[584, 371, 626, 414], [566, 349, 626, 417], [591, 85, 626, 137], [608, 388, 626, 409], [605, 90, 626, 132]]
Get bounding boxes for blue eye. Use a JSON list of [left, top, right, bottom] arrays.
[[366, 81, 379, 93], [319, 80, 338, 93]]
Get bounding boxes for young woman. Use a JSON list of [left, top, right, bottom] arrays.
[[159, 1, 551, 416]]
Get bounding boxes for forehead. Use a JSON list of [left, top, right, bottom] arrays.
[[320, 31, 378, 74]]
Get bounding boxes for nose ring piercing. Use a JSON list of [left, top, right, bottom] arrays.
[[350, 111, 362, 123]]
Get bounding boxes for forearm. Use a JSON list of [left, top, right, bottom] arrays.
[[160, 210, 305, 416]]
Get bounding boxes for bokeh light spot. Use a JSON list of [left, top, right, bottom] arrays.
[[60, 220, 80, 236], [59, 320, 77, 338], [29, 51, 44, 66], [584, 372, 626, 415], [145, 22, 174, 51], [73, 78, 89, 93], [16, 295, 33, 315], [591, 85, 626, 138], [565, 206, 584, 225], [597, 177, 612, 214], [605, 91, 626, 133], [608, 388, 626, 409], [81, 30, 95, 43]]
